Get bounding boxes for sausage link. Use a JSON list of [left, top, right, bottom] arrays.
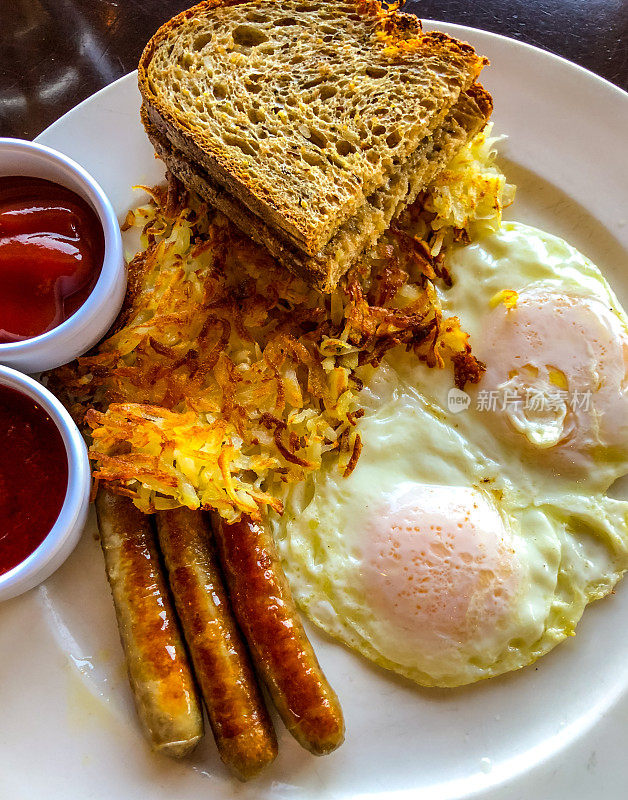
[[95, 488, 203, 757], [211, 513, 345, 756], [156, 508, 278, 780]]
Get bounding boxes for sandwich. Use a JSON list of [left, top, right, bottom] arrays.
[[139, 0, 492, 291]]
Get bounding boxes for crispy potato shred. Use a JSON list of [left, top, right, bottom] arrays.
[[49, 128, 513, 522], [366, 0, 489, 65]]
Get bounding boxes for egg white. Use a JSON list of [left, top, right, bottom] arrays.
[[273, 222, 628, 688], [392, 221, 628, 495]]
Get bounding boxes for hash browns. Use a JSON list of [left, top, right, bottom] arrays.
[[51, 127, 512, 521]]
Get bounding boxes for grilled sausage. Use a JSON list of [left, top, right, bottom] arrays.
[[211, 513, 345, 756], [95, 488, 203, 757], [156, 508, 278, 780]]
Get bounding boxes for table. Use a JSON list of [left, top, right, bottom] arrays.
[[1, 0, 627, 140]]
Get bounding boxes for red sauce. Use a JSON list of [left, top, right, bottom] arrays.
[[0, 385, 68, 576], [0, 176, 105, 343]]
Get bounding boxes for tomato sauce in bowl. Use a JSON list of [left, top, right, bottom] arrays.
[[0, 176, 105, 344], [0, 383, 68, 575]]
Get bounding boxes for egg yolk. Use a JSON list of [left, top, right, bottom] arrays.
[[362, 484, 520, 655], [478, 289, 628, 473]]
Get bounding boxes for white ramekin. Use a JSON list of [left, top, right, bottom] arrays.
[[0, 366, 91, 602], [0, 138, 126, 373]]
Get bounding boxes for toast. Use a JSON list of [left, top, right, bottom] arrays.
[[141, 84, 492, 291], [138, 0, 487, 258]]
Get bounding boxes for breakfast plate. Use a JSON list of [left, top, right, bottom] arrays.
[[3, 21, 628, 799]]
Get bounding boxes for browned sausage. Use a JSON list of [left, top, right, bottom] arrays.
[[155, 508, 278, 780], [95, 488, 203, 757], [211, 513, 345, 756]]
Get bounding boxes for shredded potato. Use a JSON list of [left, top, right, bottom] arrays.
[[420, 124, 516, 246], [50, 130, 512, 521]]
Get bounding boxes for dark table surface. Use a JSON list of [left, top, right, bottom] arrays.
[[2, 0, 627, 140]]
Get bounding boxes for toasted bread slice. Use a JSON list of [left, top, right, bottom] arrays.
[[139, 0, 487, 257], [141, 85, 492, 291]]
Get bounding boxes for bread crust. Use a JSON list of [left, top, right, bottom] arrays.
[[140, 104, 329, 287], [138, 0, 488, 257]]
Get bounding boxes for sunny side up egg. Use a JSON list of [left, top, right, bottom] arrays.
[[272, 221, 628, 688]]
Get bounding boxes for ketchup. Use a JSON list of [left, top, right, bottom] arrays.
[[0, 176, 105, 343], [0, 385, 68, 576]]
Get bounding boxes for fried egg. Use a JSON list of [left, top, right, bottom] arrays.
[[445, 222, 628, 491], [272, 221, 628, 687]]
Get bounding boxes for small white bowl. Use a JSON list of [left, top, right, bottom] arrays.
[[0, 366, 90, 602], [0, 138, 126, 373]]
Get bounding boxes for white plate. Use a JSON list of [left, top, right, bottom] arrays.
[[5, 21, 628, 800]]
